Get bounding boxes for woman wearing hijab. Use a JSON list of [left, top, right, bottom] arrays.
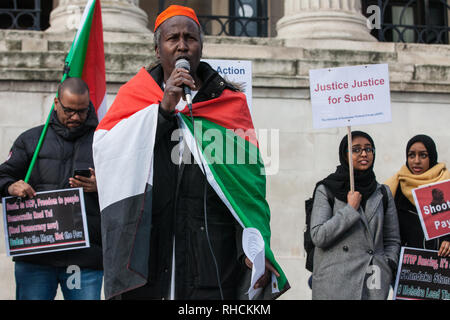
[[310, 131, 400, 300], [385, 134, 450, 257]]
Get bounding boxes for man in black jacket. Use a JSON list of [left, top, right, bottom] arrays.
[[96, 5, 282, 300], [0, 77, 103, 300]]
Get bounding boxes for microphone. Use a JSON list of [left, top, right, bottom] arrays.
[[175, 58, 193, 108]]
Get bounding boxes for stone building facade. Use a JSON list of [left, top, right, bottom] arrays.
[[0, 0, 450, 300]]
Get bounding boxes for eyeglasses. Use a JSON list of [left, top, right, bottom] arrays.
[[351, 147, 375, 155], [57, 96, 89, 118]]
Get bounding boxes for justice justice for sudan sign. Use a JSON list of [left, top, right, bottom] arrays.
[[309, 64, 392, 129]]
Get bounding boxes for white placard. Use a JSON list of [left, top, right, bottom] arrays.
[[203, 59, 252, 113], [309, 64, 391, 129]]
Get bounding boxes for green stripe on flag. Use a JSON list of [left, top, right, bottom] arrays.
[[180, 113, 288, 290], [65, 0, 96, 78]]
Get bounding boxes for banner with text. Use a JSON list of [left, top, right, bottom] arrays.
[[2, 188, 90, 256], [393, 247, 450, 300], [203, 59, 252, 113], [412, 179, 450, 240], [309, 64, 391, 129]]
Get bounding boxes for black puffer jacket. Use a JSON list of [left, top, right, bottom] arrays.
[[0, 105, 102, 270]]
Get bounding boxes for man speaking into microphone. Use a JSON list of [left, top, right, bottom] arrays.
[[93, 5, 289, 300]]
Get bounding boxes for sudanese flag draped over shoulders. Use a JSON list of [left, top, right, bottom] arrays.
[[93, 67, 289, 299]]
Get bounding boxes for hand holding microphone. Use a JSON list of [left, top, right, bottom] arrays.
[[160, 58, 196, 113], [175, 58, 193, 108]]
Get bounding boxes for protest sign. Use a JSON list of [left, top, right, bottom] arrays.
[[203, 59, 252, 113], [309, 63, 391, 129], [412, 179, 450, 240], [2, 188, 90, 256], [393, 247, 450, 300], [309, 64, 392, 191]]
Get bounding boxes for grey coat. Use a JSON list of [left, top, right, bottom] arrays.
[[310, 184, 401, 300]]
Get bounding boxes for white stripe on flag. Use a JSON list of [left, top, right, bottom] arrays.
[[93, 105, 158, 211], [74, 0, 95, 46]]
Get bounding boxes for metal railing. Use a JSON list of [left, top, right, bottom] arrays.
[[157, 0, 268, 37], [362, 0, 450, 44], [0, 0, 41, 30], [197, 14, 268, 37]]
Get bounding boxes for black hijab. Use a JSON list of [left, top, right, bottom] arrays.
[[405, 134, 438, 171], [396, 134, 445, 249], [318, 131, 378, 206]]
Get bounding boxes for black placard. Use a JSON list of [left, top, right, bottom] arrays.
[[394, 247, 450, 300], [2, 188, 89, 256]]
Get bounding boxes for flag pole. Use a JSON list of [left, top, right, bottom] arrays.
[[24, 65, 70, 183], [347, 126, 354, 193], [23, 0, 97, 183]]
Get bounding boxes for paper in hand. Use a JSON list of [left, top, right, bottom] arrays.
[[242, 227, 265, 300]]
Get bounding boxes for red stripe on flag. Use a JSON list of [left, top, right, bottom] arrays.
[[97, 68, 163, 131], [180, 90, 258, 146], [97, 67, 257, 146], [82, 0, 106, 116]]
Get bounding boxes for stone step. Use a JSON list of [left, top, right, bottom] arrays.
[[2, 48, 450, 87], [47, 39, 154, 56], [0, 29, 154, 55], [1, 38, 154, 56], [0, 51, 154, 73], [1, 30, 450, 92], [0, 68, 141, 84]]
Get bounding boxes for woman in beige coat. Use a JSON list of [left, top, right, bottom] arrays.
[[310, 131, 401, 300]]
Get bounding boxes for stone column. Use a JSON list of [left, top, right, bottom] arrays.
[[47, 0, 150, 33], [276, 0, 376, 42]]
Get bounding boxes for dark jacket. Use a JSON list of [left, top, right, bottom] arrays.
[[395, 184, 450, 250], [119, 62, 247, 300], [0, 105, 102, 270]]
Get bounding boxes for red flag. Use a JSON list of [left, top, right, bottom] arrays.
[[81, 0, 107, 120]]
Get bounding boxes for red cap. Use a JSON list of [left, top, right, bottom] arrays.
[[154, 5, 200, 32]]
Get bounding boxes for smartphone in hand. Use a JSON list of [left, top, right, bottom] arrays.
[[73, 169, 91, 178]]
